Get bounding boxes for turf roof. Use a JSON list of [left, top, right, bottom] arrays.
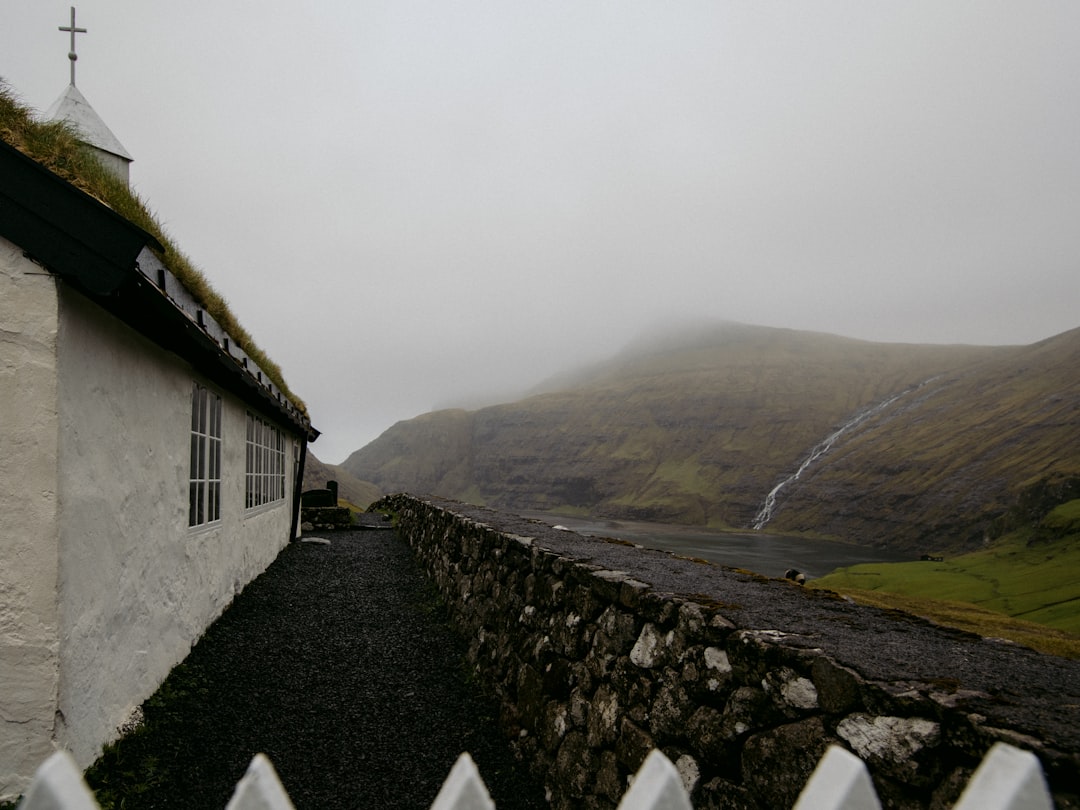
[[0, 80, 306, 415]]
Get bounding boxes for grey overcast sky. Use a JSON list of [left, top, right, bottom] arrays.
[[3, 2, 1079, 463]]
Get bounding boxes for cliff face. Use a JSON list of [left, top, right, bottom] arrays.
[[344, 323, 1080, 551]]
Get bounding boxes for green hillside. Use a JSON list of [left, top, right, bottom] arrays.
[[343, 321, 1080, 552], [810, 501, 1080, 655]]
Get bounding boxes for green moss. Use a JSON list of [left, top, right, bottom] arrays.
[[600, 536, 638, 547], [689, 593, 741, 611]]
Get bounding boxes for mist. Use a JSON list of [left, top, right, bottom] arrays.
[[3, 3, 1079, 462]]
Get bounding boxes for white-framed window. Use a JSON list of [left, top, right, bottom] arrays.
[[189, 382, 222, 527], [246, 413, 285, 509]]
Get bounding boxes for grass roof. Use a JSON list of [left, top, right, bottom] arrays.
[[0, 80, 306, 415]]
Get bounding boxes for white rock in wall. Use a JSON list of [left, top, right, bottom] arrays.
[[837, 714, 941, 764], [762, 667, 818, 710], [675, 754, 701, 795], [781, 676, 819, 710], [703, 647, 731, 673], [630, 623, 672, 669]]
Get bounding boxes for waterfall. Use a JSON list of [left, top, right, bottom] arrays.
[[751, 381, 933, 530]]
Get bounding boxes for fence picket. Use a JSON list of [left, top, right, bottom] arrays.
[[429, 752, 496, 810], [13, 742, 1054, 809], [17, 751, 98, 810], [952, 742, 1054, 810], [224, 753, 295, 810], [792, 745, 881, 810], [616, 749, 693, 810]]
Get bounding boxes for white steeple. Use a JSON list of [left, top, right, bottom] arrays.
[[46, 7, 133, 185]]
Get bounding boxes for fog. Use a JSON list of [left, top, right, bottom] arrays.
[[4, 3, 1079, 462]]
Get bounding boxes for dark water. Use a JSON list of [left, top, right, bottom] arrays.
[[525, 513, 912, 581]]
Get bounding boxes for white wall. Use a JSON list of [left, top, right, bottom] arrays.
[[52, 288, 299, 768], [0, 238, 62, 798]]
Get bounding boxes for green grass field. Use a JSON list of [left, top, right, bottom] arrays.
[[811, 501, 1080, 658]]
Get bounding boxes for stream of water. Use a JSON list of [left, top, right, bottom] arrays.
[[751, 380, 936, 530]]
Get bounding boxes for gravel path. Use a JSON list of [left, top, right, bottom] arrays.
[[86, 530, 547, 810]]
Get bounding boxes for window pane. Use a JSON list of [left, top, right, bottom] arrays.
[[213, 394, 222, 437]]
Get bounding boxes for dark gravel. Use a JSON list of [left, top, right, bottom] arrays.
[[86, 530, 547, 810]]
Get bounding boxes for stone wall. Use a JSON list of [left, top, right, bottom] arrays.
[[375, 494, 1080, 810]]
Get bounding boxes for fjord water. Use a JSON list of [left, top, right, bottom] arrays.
[[528, 514, 912, 580]]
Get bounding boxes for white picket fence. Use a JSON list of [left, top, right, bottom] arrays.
[[16, 742, 1053, 810]]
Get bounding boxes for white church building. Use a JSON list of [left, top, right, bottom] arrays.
[[0, 31, 318, 798]]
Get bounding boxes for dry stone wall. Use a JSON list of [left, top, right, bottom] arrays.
[[375, 494, 1080, 810]]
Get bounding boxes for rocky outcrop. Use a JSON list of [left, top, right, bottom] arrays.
[[377, 494, 1080, 809]]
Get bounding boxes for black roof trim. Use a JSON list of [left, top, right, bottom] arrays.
[[0, 140, 162, 294]]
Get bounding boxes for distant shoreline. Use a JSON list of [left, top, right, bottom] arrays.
[[520, 511, 911, 580]]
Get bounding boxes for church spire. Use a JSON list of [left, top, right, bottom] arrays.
[[46, 6, 133, 185], [58, 7, 87, 87]]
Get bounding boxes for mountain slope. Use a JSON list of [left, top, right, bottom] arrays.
[[764, 327, 1080, 549], [341, 321, 1077, 549]]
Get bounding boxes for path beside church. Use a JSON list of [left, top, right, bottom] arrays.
[[85, 529, 548, 810]]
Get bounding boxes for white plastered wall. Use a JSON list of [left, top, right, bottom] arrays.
[[0, 238, 62, 799], [52, 287, 299, 768]]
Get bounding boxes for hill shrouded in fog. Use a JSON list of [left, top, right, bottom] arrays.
[[342, 322, 1080, 552]]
